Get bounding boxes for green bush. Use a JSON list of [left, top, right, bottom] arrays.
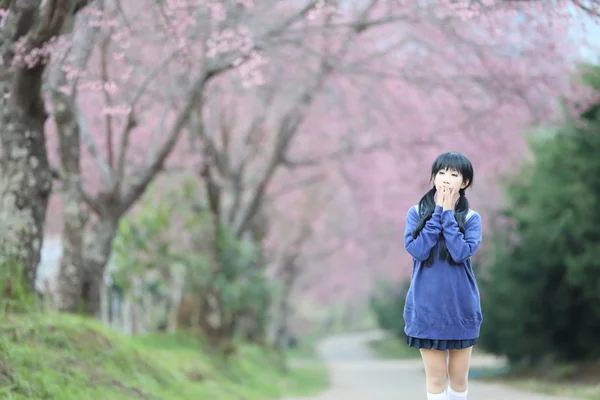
[[111, 179, 271, 340], [369, 279, 410, 339], [479, 67, 600, 367], [0, 260, 39, 315]]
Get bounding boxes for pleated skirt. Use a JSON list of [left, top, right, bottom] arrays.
[[406, 336, 477, 350]]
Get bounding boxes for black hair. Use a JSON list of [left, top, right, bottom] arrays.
[[412, 152, 474, 266]]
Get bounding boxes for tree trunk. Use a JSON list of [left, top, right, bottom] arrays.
[[268, 259, 297, 352], [50, 96, 88, 311], [81, 215, 119, 316], [167, 264, 185, 333], [47, 0, 99, 312], [0, 0, 81, 291], [0, 66, 53, 286], [267, 257, 299, 372]]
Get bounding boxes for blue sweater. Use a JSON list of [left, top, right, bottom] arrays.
[[403, 205, 483, 340]]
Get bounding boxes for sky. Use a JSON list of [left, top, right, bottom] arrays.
[[572, 6, 600, 64]]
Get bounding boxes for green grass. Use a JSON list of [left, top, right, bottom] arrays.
[[503, 379, 600, 400], [285, 331, 324, 360], [478, 362, 600, 400], [0, 312, 328, 399], [367, 336, 421, 359]]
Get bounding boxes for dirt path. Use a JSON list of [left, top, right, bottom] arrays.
[[285, 330, 581, 400]]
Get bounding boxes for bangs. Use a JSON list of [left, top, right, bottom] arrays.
[[431, 152, 473, 181]]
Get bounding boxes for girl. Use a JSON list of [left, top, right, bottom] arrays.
[[403, 152, 482, 400]]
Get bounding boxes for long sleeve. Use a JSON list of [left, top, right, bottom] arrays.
[[404, 205, 443, 262], [441, 210, 482, 264]]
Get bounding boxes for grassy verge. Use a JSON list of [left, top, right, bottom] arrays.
[[285, 331, 324, 361], [502, 379, 600, 400], [367, 335, 421, 359], [0, 312, 328, 399], [477, 362, 600, 400]]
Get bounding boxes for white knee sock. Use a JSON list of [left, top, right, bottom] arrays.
[[427, 390, 447, 400], [448, 386, 467, 399]]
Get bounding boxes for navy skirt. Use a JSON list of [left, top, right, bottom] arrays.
[[407, 336, 477, 350]]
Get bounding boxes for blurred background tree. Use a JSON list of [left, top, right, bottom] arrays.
[[479, 65, 600, 367]]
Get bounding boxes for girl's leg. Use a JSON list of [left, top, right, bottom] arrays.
[[447, 346, 473, 399], [419, 348, 448, 399]]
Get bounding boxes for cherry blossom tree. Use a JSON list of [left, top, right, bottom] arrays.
[[164, 0, 413, 342], [265, 180, 336, 357], [475, 0, 600, 18], [43, 0, 270, 312], [24, 0, 598, 318], [43, 0, 406, 313], [0, 1, 91, 288], [283, 0, 596, 309]]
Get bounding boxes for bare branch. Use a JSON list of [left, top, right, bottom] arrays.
[[99, 30, 116, 168], [74, 0, 94, 13], [261, 1, 320, 38], [113, 0, 132, 29], [231, 73, 330, 237], [571, 0, 600, 16], [120, 0, 396, 223], [282, 140, 389, 168], [280, 13, 413, 39], [266, 173, 327, 200], [226, 85, 279, 223], [118, 2, 348, 214], [30, 0, 77, 46], [146, 98, 173, 164], [203, 1, 324, 76], [232, 2, 384, 237], [115, 49, 180, 181], [120, 70, 209, 211], [505, 0, 600, 15], [78, 110, 117, 187], [303, 239, 346, 263], [467, 0, 600, 17], [235, 80, 280, 174], [45, 0, 108, 193], [81, 187, 102, 214]]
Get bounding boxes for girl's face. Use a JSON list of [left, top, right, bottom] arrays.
[[433, 168, 468, 192]]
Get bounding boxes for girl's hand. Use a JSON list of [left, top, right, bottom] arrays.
[[443, 187, 460, 211], [435, 186, 444, 207]]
